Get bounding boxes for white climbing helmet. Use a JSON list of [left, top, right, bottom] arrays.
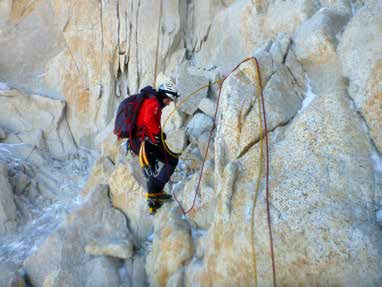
[[158, 81, 179, 101]]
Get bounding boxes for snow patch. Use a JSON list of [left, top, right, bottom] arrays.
[[371, 152, 382, 173], [0, 82, 10, 91], [299, 76, 317, 113], [191, 227, 207, 239]]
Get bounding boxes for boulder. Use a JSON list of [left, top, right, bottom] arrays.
[[82, 156, 115, 196], [338, 0, 382, 151], [85, 238, 133, 259], [0, 0, 65, 94], [198, 98, 217, 118], [190, 88, 382, 285], [176, 63, 209, 115], [124, 253, 147, 287], [0, 143, 45, 166], [197, 131, 215, 162], [166, 129, 188, 154], [175, 160, 216, 229], [294, 8, 349, 93], [108, 163, 152, 242], [194, 0, 318, 71], [24, 184, 129, 287], [0, 89, 77, 158], [146, 207, 194, 286], [186, 113, 214, 144], [0, 261, 24, 287], [215, 58, 303, 165], [194, 1, 262, 71], [161, 101, 187, 153], [161, 102, 185, 132], [269, 33, 291, 66], [263, 0, 318, 37], [0, 163, 18, 235], [83, 257, 121, 287]]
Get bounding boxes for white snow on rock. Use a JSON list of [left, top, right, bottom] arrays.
[[0, 82, 10, 91], [300, 76, 317, 112], [371, 152, 382, 173]]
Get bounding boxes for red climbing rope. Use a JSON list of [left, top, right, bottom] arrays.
[[170, 57, 277, 286], [254, 58, 277, 287]]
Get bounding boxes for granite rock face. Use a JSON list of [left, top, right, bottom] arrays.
[[2, 0, 382, 286], [24, 185, 129, 287], [0, 89, 77, 158], [338, 0, 382, 152]]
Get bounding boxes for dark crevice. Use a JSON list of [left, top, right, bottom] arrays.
[[237, 116, 294, 159], [282, 39, 292, 64]]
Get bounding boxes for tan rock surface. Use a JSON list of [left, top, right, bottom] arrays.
[[294, 8, 349, 93], [190, 87, 382, 286], [146, 207, 194, 287], [24, 184, 128, 287], [108, 162, 152, 242], [338, 0, 382, 151], [0, 89, 77, 158]]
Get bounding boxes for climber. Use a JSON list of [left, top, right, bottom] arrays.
[[129, 82, 180, 215]]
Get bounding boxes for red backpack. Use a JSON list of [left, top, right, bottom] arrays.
[[114, 86, 156, 139]]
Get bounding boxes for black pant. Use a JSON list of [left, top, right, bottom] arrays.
[[130, 138, 179, 193]]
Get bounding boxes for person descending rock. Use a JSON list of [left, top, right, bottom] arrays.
[[115, 82, 180, 215]]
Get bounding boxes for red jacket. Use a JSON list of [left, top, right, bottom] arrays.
[[136, 96, 161, 144]]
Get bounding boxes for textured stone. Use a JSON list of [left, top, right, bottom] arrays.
[[338, 0, 382, 151], [263, 0, 319, 37], [146, 207, 194, 286], [8, 272, 26, 287], [82, 156, 115, 196], [124, 253, 147, 287], [197, 131, 215, 162], [186, 113, 213, 144], [189, 89, 382, 286], [176, 63, 209, 115], [194, 1, 261, 71], [166, 129, 187, 155], [0, 0, 65, 94], [0, 163, 17, 235], [175, 160, 216, 229], [108, 163, 152, 242], [194, 0, 318, 71], [294, 8, 349, 93], [83, 257, 121, 287], [0, 89, 77, 158], [216, 59, 303, 165], [24, 185, 128, 287], [269, 33, 291, 66], [85, 238, 133, 259], [198, 98, 217, 118], [0, 261, 23, 287], [162, 102, 185, 132]]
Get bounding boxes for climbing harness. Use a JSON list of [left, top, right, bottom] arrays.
[[138, 141, 158, 178]]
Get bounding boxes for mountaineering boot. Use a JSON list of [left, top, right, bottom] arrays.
[[147, 199, 163, 215], [146, 192, 173, 202], [146, 178, 172, 214], [146, 192, 172, 215]]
